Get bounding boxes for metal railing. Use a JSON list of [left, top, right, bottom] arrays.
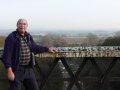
[[1, 46, 120, 58], [36, 46, 120, 57], [0, 47, 120, 90]]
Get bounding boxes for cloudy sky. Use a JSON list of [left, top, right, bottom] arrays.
[[0, 0, 120, 31]]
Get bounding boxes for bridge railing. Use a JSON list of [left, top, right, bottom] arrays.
[[0, 47, 120, 90], [36, 46, 120, 57], [0, 46, 120, 58]]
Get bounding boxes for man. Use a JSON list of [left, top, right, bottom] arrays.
[[2, 19, 56, 90]]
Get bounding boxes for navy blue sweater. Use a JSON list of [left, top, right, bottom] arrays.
[[2, 31, 49, 71]]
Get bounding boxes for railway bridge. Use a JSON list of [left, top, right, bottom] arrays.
[[0, 46, 120, 90]]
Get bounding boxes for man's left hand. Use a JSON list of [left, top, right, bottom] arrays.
[[49, 47, 56, 54]]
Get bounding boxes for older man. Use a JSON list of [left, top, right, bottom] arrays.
[[2, 19, 56, 90]]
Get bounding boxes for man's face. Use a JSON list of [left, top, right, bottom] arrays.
[[17, 19, 28, 34]]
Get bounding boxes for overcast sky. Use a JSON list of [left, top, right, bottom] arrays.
[[0, 0, 120, 31]]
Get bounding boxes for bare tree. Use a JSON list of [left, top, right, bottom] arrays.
[[82, 33, 99, 46]]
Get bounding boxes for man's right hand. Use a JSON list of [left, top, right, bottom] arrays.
[[7, 67, 15, 81]]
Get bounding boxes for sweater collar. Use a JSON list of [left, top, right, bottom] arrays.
[[15, 29, 30, 39]]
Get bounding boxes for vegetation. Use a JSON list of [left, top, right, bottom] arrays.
[[41, 34, 67, 47], [81, 33, 100, 46], [101, 36, 120, 46], [0, 36, 5, 48], [39, 33, 101, 47]]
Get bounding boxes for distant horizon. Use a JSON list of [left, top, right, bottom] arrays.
[[0, 28, 119, 35], [0, 28, 120, 32]]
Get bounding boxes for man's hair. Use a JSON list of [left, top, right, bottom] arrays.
[[17, 18, 28, 25]]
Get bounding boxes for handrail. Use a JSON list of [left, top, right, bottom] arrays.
[[0, 46, 120, 58]]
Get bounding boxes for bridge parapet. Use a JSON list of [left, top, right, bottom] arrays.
[[37, 46, 120, 57], [0, 47, 120, 90], [0, 46, 120, 58]]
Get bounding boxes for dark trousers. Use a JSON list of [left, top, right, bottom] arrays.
[[9, 66, 39, 90]]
